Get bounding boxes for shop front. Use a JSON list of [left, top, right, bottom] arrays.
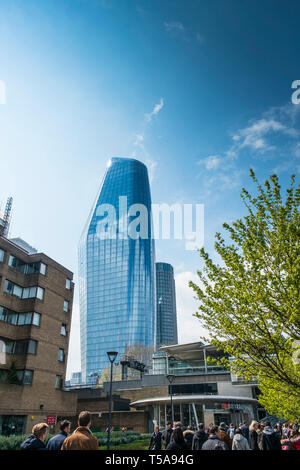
[[131, 395, 258, 431]]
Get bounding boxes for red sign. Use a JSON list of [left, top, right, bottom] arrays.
[[222, 403, 229, 409], [47, 415, 56, 426]]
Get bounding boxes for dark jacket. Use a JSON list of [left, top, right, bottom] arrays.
[[249, 430, 259, 450], [201, 434, 229, 451], [261, 427, 282, 451], [20, 435, 46, 450], [46, 431, 68, 450], [149, 431, 162, 450], [240, 424, 249, 441], [166, 440, 189, 451], [183, 430, 194, 450], [161, 428, 173, 449], [61, 427, 98, 450], [192, 429, 208, 450]]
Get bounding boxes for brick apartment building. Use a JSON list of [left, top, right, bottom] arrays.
[[0, 235, 77, 435]]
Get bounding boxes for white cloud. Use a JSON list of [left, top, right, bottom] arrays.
[[197, 102, 300, 191], [198, 155, 221, 170], [145, 98, 164, 122], [175, 271, 208, 343], [164, 21, 185, 32]]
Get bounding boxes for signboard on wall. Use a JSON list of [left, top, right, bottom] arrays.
[[46, 416, 56, 426]]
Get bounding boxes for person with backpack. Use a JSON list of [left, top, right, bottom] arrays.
[[192, 423, 208, 450], [201, 425, 229, 450]]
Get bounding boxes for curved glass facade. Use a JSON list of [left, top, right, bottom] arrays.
[[79, 158, 156, 383]]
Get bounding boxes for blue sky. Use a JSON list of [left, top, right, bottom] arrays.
[[0, 0, 299, 377]]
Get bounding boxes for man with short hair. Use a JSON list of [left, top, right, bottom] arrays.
[[201, 425, 229, 450], [161, 422, 173, 449], [47, 420, 71, 450], [192, 423, 208, 450], [61, 411, 98, 450], [20, 423, 49, 450]]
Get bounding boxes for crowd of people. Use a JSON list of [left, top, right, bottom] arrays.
[[148, 420, 300, 451], [18, 412, 300, 451]]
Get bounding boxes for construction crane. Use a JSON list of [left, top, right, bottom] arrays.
[[0, 197, 13, 237]]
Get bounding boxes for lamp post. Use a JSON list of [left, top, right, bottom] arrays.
[[167, 374, 175, 426], [107, 351, 118, 450]]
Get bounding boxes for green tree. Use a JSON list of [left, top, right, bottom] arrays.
[[190, 171, 300, 421]]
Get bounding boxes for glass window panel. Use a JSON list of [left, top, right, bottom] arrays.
[[29, 287, 37, 298], [55, 375, 62, 389], [13, 284, 22, 298], [58, 349, 64, 362], [33, 313, 40, 326], [0, 248, 4, 262], [28, 340, 37, 354], [4, 280, 13, 294], [36, 287, 44, 300], [61, 324, 67, 336], [40, 263, 47, 275], [23, 370, 33, 385], [63, 301, 69, 312], [22, 288, 29, 299]]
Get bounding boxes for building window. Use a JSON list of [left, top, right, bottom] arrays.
[[32, 312, 40, 327], [8, 255, 44, 275], [23, 370, 33, 385], [18, 313, 32, 326], [27, 340, 37, 354], [4, 280, 44, 301], [63, 300, 69, 312], [65, 278, 71, 290], [36, 287, 44, 300], [39, 263, 47, 275], [0, 249, 4, 262], [0, 306, 41, 327], [55, 375, 62, 389], [61, 324, 67, 336], [58, 348, 64, 362]]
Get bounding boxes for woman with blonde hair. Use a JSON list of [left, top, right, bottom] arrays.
[[249, 420, 259, 450]]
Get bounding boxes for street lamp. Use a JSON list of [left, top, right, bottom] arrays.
[[167, 374, 175, 426], [107, 351, 118, 450]]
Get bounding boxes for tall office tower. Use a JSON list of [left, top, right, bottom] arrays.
[[156, 262, 178, 347], [79, 158, 156, 383]]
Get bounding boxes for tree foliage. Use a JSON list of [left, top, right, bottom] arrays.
[[190, 170, 300, 421]]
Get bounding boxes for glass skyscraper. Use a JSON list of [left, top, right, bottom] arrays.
[[79, 157, 156, 383], [156, 262, 178, 347]]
